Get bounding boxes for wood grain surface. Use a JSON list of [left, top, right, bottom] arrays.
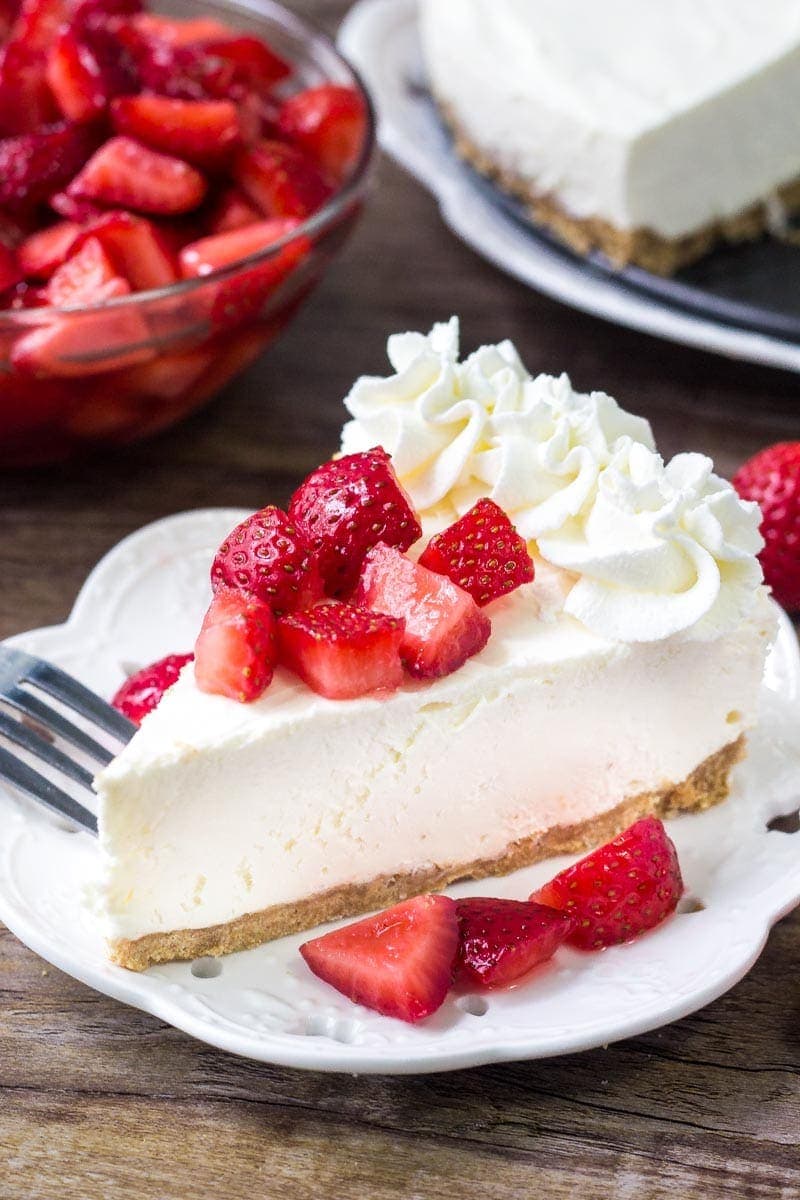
[[2, 3, 800, 1196]]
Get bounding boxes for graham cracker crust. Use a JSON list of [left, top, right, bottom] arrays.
[[111, 735, 744, 971], [442, 104, 800, 275]]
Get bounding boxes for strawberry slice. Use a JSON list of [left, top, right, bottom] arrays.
[[419, 498, 535, 607], [455, 897, 573, 989], [11, 0, 68, 52], [46, 28, 114, 122], [278, 84, 367, 180], [116, 24, 236, 101], [211, 504, 324, 615], [300, 894, 459, 1023], [277, 601, 405, 700], [49, 191, 105, 223], [46, 235, 117, 305], [111, 95, 241, 167], [355, 543, 491, 679], [207, 187, 261, 235], [0, 241, 23, 293], [112, 652, 193, 725], [201, 35, 291, 93], [288, 448, 423, 598], [0, 123, 97, 213], [194, 585, 277, 703], [18, 221, 80, 279], [74, 211, 178, 290], [67, 136, 208, 216], [0, 40, 59, 136], [234, 139, 333, 218], [128, 13, 231, 45], [531, 817, 684, 951]]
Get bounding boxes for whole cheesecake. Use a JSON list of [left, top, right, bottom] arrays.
[[95, 320, 775, 970], [419, 0, 800, 273]]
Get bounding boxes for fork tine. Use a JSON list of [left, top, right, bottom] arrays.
[[3, 686, 115, 766], [0, 745, 97, 834], [0, 709, 95, 790], [25, 660, 136, 743]]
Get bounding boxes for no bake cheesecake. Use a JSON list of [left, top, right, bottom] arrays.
[[95, 319, 775, 970]]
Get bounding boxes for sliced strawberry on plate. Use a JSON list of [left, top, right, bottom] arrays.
[[0, 241, 23, 293], [211, 503, 324, 615], [111, 95, 242, 167], [46, 235, 117, 305], [207, 186, 261, 235], [46, 27, 113, 122], [278, 84, 367, 180], [67, 135, 208, 215], [419, 498, 535, 607], [234, 139, 333, 218], [75, 211, 178, 290], [18, 220, 80, 279], [531, 816, 684, 951], [288, 448, 423, 597], [454, 897, 573, 989], [194, 585, 277, 703], [112, 652, 193, 725], [277, 601, 404, 700], [356, 543, 491, 679], [300, 894, 459, 1023], [0, 123, 98, 213]]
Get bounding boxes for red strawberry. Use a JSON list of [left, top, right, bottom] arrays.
[[733, 441, 800, 611], [46, 235, 117, 305], [17, 221, 80, 279], [116, 25, 236, 101], [0, 123, 98, 213], [356, 543, 491, 679], [277, 601, 404, 700], [300, 894, 459, 1023], [234, 139, 333, 219], [531, 816, 684, 951], [179, 216, 301, 277], [111, 95, 242, 167], [419, 498, 535, 607], [207, 186, 261, 235], [0, 39, 59, 136], [210, 504, 324, 615], [74, 211, 178, 290], [11, 0, 68, 52], [67, 136, 208, 216], [278, 84, 367, 180], [288, 448, 423, 598], [128, 13, 230, 45], [201, 35, 291, 93], [49, 190, 105, 223], [46, 27, 114, 123], [194, 586, 277, 703], [0, 241, 22, 293], [112, 652, 193, 724], [455, 897, 574, 989]]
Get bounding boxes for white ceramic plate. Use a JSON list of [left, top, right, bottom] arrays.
[[1, 509, 800, 1074], [339, 0, 800, 375]]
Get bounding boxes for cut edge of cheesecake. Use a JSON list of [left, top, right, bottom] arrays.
[[110, 734, 743, 971], [441, 102, 800, 276]]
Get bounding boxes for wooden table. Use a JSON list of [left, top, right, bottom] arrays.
[[3, 4, 800, 1195]]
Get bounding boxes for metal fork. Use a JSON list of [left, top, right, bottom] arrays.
[[0, 645, 136, 836]]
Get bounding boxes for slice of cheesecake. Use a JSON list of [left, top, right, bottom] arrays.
[[95, 320, 773, 970]]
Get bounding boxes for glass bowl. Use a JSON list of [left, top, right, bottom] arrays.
[[0, 0, 375, 468]]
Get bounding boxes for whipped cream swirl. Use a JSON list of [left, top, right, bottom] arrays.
[[341, 319, 765, 642]]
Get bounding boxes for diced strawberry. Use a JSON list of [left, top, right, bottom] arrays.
[[75, 211, 178, 290], [129, 13, 229, 45], [179, 216, 301, 276], [46, 28, 112, 122], [18, 221, 80, 278], [211, 504, 324, 615], [194, 585, 277, 703], [278, 84, 367, 180], [0, 123, 98, 213], [46, 235, 117, 305], [67, 136, 208, 215], [0, 40, 58, 135], [49, 190, 105, 222], [111, 95, 241, 167], [234, 139, 333, 219], [454, 898, 573, 990], [300, 894, 459, 1023], [288, 448, 423, 598], [201, 35, 291, 93], [355, 543, 491, 679], [10, 0, 68, 53], [0, 241, 23, 292], [418, 499, 535, 607], [207, 186, 261, 235], [116, 25, 236, 101], [531, 817, 684, 951], [112, 652, 193, 724], [277, 601, 404, 700]]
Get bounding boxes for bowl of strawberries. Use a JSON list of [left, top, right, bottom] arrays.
[[0, 0, 374, 467]]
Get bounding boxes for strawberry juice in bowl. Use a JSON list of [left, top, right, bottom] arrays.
[[0, 0, 375, 466]]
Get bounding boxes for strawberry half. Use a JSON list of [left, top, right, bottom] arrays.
[[277, 601, 404, 700], [194, 586, 277, 703], [67, 135, 208, 216], [419, 498, 535, 607], [288, 448, 423, 598], [455, 897, 574, 989], [46, 235, 118, 305], [733, 441, 800, 611], [210, 504, 324, 615], [300, 894, 459, 1023], [234, 139, 333, 219], [112, 652, 193, 725], [111, 95, 242, 168], [278, 84, 367, 180], [72, 211, 178, 291], [356, 543, 491, 679], [531, 816, 684, 951]]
